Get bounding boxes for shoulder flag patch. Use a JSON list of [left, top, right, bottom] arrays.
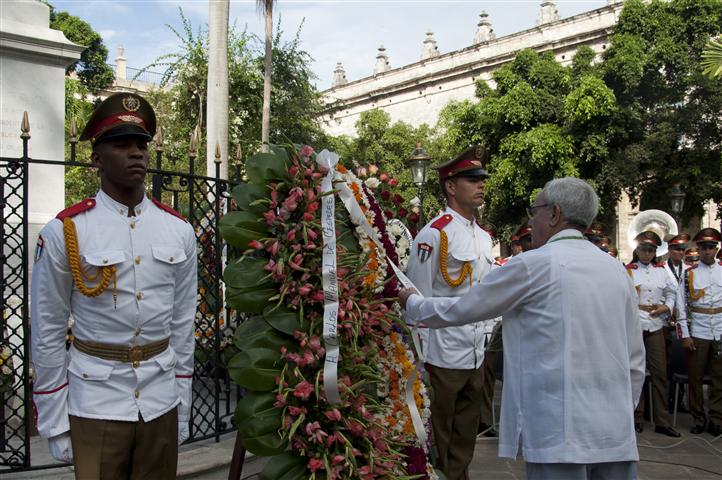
[[417, 242, 433, 263]]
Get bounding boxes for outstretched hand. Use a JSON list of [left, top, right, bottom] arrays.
[[398, 287, 419, 309]]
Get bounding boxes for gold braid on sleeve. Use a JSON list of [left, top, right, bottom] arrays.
[[439, 230, 473, 288], [62, 217, 117, 306], [687, 270, 705, 301]]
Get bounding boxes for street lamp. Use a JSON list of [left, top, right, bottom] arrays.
[[669, 183, 686, 226], [407, 143, 431, 226]]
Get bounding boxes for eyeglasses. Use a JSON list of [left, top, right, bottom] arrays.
[[526, 203, 551, 218]]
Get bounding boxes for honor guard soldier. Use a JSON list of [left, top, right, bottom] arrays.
[[627, 231, 681, 437], [677, 228, 722, 436], [685, 247, 701, 267], [31, 93, 197, 478], [407, 145, 494, 480]]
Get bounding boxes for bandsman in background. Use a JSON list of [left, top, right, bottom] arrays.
[[677, 228, 722, 437], [31, 93, 197, 479], [626, 231, 681, 437], [666, 234, 690, 286], [407, 145, 494, 480], [686, 247, 701, 267], [584, 221, 605, 248]]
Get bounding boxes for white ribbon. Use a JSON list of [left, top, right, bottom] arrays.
[[315, 150, 427, 447], [316, 150, 342, 405]]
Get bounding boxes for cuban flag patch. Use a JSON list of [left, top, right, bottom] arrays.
[[418, 242, 433, 263], [34, 235, 44, 263]]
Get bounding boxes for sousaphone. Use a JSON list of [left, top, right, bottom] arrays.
[[627, 209, 678, 257]]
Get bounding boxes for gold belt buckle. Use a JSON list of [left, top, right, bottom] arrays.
[[129, 346, 143, 368]]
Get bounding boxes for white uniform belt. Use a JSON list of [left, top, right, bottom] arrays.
[[73, 337, 169, 363]]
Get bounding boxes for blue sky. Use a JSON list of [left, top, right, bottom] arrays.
[[51, 1, 607, 90]]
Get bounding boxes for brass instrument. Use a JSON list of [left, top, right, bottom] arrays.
[[627, 209, 678, 258]]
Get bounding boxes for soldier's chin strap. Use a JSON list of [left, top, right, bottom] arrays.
[[62, 217, 117, 308]]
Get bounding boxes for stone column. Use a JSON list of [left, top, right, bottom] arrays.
[[374, 45, 390, 75], [537, 1, 560, 26], [421, 31, 440, 60], [474, 11, 496, 44], [115, 45, 127, 81], [332, 62, 348, 88]]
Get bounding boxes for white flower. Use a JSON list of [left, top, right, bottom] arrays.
[[364, 177, 381, 189], [409, 197, 421, 207]]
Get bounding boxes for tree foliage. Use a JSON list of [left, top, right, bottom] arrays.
[[602, 0, 722, 224], [47, 4, 114, 93]]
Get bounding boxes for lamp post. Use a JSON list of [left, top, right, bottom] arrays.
[[669, 183, 686, 227], [407, 143, 432, 226]]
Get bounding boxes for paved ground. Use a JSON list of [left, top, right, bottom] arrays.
[[4, 403, 721, 479]]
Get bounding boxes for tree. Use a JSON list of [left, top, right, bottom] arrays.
[[434, 48, 621, 241], [46, 4, 114, 93], [258, 0, 276, 152], [602, 0, 722, 224]]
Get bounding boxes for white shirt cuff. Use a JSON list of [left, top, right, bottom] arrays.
[[405, 294, 423, 325]]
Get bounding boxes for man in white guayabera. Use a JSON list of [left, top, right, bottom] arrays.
[[400, 177, 645, 480]]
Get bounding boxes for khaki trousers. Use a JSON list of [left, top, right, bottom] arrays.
[[427, 363, 485, 480], [69, 407, 178, 480], [635, 329, 672, 427], [687, 337, 722, 427]]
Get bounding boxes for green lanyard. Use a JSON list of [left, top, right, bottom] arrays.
[[548, 236, 586, 244]]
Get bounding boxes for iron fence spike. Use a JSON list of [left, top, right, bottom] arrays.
[[69, 117, 78, 144], [215, 140, 222, 163], [234, 145, 242, 165], [155, 126, 164, 151], [21, 111, 30, 139]]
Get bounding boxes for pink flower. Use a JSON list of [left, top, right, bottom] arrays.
[[300, 145, 314, 158], [307, 229, 318, 241], [388, 178, 399, 187], [324, 408, 342, 422], [302, 212, 315, 221], [298, 284, 313, 296], [357, 167, 368, 178], [305, 421, 328, 443], [263, 210, 276, 224], [379, 172, 389, 181], [293, 380, 314, 399], [287, 229, 296, 241], [368, 164, 378, 175], [273, 393, 286, 408], [248, 240, 263, 249], [392, 194, 403, 205], [263, 260, 275, 272], [267, 241, 280, 256], [332, 455, 345, 465], [288, 405, 307, 416], [308, 458, 324, 472]]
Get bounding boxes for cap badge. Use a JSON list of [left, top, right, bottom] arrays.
[[122, 96, 141, 112], [474, 145, 484, 159]]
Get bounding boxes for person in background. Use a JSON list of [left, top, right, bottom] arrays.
[[406, 145, 494, 480], [685, 247, 701, 267], [31, 93, 197, 479], [401, 177, 644, 480], [626, 231, 681, 437]]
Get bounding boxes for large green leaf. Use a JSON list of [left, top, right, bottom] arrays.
[[224, 256, 270, 290], [242, 431, 288, 456], [234, 391, 283, 439], [263, 305, 301, 336], [234, 390, 276, 420], [227, 348, 282, 391], [233, 317, 294, 353], [226, 286, 276, 313], [231, 183, 269, 215], [259, 452, 307, 480], [219, 211, 268, 249], [245, 152, 291, 184]]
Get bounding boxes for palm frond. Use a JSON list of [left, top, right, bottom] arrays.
[[701, 36, 722, 80]]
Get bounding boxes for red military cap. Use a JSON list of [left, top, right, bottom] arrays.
[[80, 92, 156, 145], [514, 224, 532, 241], [668, 233, 691, 247], [478, 222, 497, 239], [584, 222, 605, 238], [693, 228, 721, 245], [634, 231, 662, 247], [432, 144, 489, 181]]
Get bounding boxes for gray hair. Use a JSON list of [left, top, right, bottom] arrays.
[[542, 177, 599, 229]]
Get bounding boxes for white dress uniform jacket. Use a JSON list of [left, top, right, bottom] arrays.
[[406, 229, 645, 463], [677, 261, 722, 340], [31, 190, 197, 438], [406, 207, 494, 369], [627, 261, 677, 332]]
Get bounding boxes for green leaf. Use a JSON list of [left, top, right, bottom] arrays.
[[227, 348, 283, 391], [224, 256, 270, 290], [263, 304, 301, 336], [231, 183, 269, 215], [219, 211, 268, 248], [233, 317, 294, 353], [245, 151, 291, 184], [226, 286, 277, 314], [234, 392, 283, 439], [259, 452, 307, 480], [242, 431, 288, 457]]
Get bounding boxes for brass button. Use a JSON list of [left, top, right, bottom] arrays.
[[136, 292, 142, 300], [86, 201, 93, 206], [82, 373, 88, 379], [134, 389, 140, 399], [130, 221, 136, 229], [169, 257, 174, 262], [135, 256, 141, 265], [102, 258, 108, 264], [132, 360, 140, 369]]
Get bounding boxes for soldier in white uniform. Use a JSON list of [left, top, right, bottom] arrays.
[[31, 93, 197, 478], [677, 228, 722, 436], [626, 231, 681, 437], [406, 145, 494, 480], [401, 177, 645, 480], [665, 234, 690, 287]]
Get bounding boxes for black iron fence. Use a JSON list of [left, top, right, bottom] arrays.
[[1, 117, 243, 471]]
